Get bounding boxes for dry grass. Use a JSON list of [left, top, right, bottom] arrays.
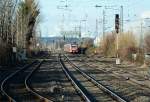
[[144, 33, 150, 53], [100, 32, 116, 57], [118, 32, 138, 61], [80, 38, 94, 48], [100, 32, 139, 61], [118, 32, 137, 49], [143, 33, 150, 65], [86, 47, 97, 55]]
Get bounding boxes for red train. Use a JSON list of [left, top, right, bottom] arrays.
[[64, 44, 78, 53]]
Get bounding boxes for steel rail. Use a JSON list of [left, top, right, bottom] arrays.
[[25, 60, 53, 102], [59, 54, 92, 102], [63, 54, 128, 102], [1, 61, 36, 102]]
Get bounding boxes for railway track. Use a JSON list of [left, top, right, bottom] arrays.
[[66, 54, 150, 102], [1, 60, 53, 102], [26, 54, 83, 102], [0, 69, 16, 101], [1, 53, 144, 101], [60, 54, 127, 102]]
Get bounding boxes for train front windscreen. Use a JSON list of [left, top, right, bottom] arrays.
[[71, 45, 78, 53]]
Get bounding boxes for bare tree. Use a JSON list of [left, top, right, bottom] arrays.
[[16, 0, 40, 57], [0, 0, 40, 65], [0, 0, 18, 65]]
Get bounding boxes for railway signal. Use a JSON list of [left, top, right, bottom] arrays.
[[115, 14, 120, 64], [115, 14, 120, 33]]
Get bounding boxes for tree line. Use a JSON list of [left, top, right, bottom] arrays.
[[0, 0, 40, 65]]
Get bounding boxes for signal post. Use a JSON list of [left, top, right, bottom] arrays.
[[115, 14, 121, 65]]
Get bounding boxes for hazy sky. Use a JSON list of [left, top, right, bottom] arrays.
[[38, 0, 150, 37]]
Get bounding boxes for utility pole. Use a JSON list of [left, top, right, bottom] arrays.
[[140, 20, 143, 50], [58, 0, 71, 43], [140, 19, 145, 65], [95, 19, 99, 46], [79, 21, 82, 38], [120, 6, 123, 33], [79, 20, 82, 48], [95, 5, 102, 39], [140, 19, 147, 66], [83, 14, 88, 36], [95, 19, 98, 37], [103, 10, 106, 39], [61, 13, 65, 40]]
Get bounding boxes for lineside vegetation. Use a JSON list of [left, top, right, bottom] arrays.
[[0, 0, 40, 65]]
